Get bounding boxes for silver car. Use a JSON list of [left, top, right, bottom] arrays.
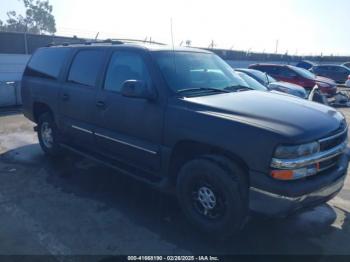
[[235, 68, 307, 98]]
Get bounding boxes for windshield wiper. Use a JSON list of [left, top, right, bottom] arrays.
[[224, 85, 254, 92], [176, 87, 231, 96]]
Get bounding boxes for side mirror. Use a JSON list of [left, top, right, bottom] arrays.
[[121, 80, 157, 100]]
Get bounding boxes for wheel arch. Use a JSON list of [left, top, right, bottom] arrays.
[[168, 140, 250, 188], [33, 102, 54, 123]]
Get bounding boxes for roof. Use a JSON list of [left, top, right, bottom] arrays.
[[46, 39, 211, 53], [249, 63, 288, 67], [236, 68, 255, 72], [314, 64, 348, 67], [297, 60, 317, 65]]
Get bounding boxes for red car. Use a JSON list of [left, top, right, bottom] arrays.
[[249, 64, 337, 96]]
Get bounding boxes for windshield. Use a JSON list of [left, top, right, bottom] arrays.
[[290, 66, 316, 80], [237, 72, 267, 91], [247, 69, 276, 84], [153, 51, 248, 94]]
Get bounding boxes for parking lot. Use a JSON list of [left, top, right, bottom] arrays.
[[0, 108, 350, 258]]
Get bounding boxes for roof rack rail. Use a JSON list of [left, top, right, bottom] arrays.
[[108, 38, 167, 46], [46, 38, 166, 47], [46, 39, 124, 47]]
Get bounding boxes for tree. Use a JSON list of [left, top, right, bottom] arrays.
[[0, 0, 56, 34]]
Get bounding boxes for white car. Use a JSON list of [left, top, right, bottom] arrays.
[[346, 78, 350, 88]]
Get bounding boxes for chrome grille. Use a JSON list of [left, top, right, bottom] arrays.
[[319, 155, 340, 171], [319, 127, 348, 152], [317, 126, 348, 172]]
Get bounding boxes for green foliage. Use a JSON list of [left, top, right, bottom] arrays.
[[0, 0, 56, 34]]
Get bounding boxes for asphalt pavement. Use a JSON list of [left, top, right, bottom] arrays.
[[0, 110, 350, 259]]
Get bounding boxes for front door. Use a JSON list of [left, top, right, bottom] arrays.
[[94, 50, 163, 173]]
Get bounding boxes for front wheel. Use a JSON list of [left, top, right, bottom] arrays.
[[176, 155, 248, 239], [37, 112, 62, 157]]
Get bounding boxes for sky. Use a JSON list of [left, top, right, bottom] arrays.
[[1, 0, 349, 56]]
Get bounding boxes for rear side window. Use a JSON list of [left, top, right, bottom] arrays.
[[279, 67, 297, 78], [68, 50, 105, 87], [24, 48, 69, 79], [335, 67, 349, 73], [257, 66, 279, 75]]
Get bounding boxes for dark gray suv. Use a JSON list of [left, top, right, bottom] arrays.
[[21, 40, 349, 238], [311, 65, 350, 84]]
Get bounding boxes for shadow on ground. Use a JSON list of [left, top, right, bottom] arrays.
[[1, 143, 350, 255]]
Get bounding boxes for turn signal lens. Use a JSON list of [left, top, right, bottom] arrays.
[[271, 164, 319, 180], [271, 170, 294, 180]]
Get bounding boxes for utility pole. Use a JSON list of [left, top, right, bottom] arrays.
[[275, 40, 279, 54]]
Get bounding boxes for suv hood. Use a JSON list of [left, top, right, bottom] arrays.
[[184, 91, 345, 141]]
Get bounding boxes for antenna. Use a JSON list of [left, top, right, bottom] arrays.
[[170, 18, 177, 73], [95, 32, 100, 40]]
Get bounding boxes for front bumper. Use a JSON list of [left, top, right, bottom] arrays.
[[249, 153, 349, 217]]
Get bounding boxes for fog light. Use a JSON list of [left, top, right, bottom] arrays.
[[271, 164, 319, 180]]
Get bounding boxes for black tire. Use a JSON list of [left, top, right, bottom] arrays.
[[176, 155, 248, 239], [37, 112, 62, 157]]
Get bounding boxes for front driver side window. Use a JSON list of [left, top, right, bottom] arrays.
[[104, 51, 151, 92]]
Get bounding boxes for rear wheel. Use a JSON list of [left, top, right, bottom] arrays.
[[176, 155, 248, 239], [37, 112, 62, 157]]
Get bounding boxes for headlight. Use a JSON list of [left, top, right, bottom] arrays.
[[274, 142, 320, 159], [271, 141, 321, 180]]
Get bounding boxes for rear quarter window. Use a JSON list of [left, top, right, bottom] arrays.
[[24, 48, 70, 79]]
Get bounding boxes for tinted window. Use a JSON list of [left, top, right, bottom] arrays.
[[154, 52, 247, 92], [278, 67, 297, 78], [324, 66, 336, 71], [248, 69, 276, 83], [291, 66, 316, 80], [68, 50, 105, 87], [255, 66, 279, 75], [335, 66, 349, 73], [24, 48, 69, 79], [104, 51, 151, 92], [237, 72, 267, 91], [313, 66, 328, 72]]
